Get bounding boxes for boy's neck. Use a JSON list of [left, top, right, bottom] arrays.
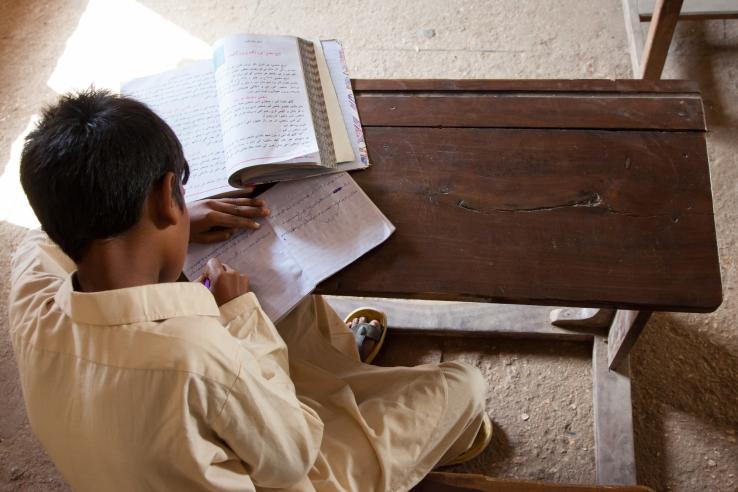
[[75, 232, 166, 292]]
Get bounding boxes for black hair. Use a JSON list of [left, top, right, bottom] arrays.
[[20, 88, 190, 262]]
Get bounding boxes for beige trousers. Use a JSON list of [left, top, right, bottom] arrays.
[[276, 295, 487, 475]]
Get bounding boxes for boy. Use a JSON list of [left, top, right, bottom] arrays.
[[9, 89, 491, 491]]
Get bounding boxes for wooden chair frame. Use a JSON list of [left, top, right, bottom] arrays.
[[622, 0, 738, 79]]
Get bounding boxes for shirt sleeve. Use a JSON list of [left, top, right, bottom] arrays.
[[212, 293, 324, 487], [9, 229, 75, 327]]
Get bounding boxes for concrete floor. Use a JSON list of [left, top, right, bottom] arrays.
[[0, 1, 736, 491]]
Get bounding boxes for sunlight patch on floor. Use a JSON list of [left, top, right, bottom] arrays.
[[48, 0, 210, 93], [1, 0, 211, 229], [0, 117, 41, 229]]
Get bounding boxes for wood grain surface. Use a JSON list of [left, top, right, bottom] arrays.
[[351, 79, 699, 93], [355, 94, 704, 130], [316, 80, 722, 313], [411, 472, 655, 491]]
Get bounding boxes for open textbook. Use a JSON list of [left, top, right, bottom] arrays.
[[184, 173, 395, 322], [123, 35, 369, 201]]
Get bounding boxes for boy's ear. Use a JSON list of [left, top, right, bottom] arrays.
[[150, 171, 183, 227]]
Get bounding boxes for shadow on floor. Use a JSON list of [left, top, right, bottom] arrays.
[[631, 312, 738, 490]]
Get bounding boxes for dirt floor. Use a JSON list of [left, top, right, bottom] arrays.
[[0, 1, 736, 491]]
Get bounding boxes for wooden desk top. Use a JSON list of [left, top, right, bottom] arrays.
[[316, 80, 722, 313]]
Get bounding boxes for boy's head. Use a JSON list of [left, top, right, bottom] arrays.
[[20, 88, 191, 279]]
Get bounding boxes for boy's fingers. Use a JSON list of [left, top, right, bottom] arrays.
[[197, 229, 236, 243], [213, 197, 266, 208], [210, 204, 269, 219], [206, 210, 263, 229], [206, 257, 225, 282]]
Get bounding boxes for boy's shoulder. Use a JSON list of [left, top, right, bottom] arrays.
[[12, 279, 244, 390], [146, 313, 244, 382]]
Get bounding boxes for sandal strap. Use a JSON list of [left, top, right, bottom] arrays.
[[350, 322, 383, 342], [351, 322, 384, 355]]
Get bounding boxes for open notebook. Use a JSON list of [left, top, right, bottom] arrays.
[[184, 172, 394, 322], [123, 35, 368, 201]]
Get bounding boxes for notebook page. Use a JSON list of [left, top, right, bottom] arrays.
[[184, 221, 312, 322], [184, 172, 394, 321], [122, 60, 236, 202], [263, 172, 395, 286], [213, 34, 319, 184]]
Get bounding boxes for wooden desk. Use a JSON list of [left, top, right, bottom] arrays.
[[316, 79, 722, 486], [319, 79, 720, 312]]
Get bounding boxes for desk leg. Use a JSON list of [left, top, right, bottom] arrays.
[[638, 0, 684, 79], [607, 310, 652, 370], [593, 335, 636, 485], [593, 309, 652, 484], [622, 0, 684, 78]]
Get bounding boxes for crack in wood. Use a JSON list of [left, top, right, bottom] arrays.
[[454, 193, 703, 220], [457, 193, 604, 214]]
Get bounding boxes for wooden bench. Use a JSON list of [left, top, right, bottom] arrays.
[[412, 472, 656, 491], [316, 79, 721, 488]]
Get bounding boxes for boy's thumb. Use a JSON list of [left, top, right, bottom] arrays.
[[206, 257, 224, 282]]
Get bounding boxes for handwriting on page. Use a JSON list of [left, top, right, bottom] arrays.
[[267, 174, 359, 239], [184, 172, 394, 321], [262, 173, 395, 285], [185, 223, 273, 277], [122, 61, 234, 201], [184, 221, 310, 322]]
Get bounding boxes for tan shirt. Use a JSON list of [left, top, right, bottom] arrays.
[[9, 231, 453, 491], [9, 230, 324, 490]]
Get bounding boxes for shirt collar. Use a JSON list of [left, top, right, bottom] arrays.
[[55, 274, 220, 326]]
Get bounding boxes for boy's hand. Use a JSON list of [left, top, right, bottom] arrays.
[[189, 196, 270, 244], [204, 257, 250, 306]]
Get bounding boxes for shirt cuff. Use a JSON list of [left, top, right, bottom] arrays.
[[218, 291, 261, 324]]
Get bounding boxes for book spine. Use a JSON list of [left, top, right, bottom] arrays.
[[297, 38, 337, 169]]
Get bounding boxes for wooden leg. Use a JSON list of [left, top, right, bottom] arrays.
[[593, 336, 636, 485], [638, 0, 684, 79], [622, 0, 646, 76], [638, 0, 738, 21], [549, 307, 615, 334], [607, 310, 652, 370]]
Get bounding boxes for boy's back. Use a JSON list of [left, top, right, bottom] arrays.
[[10, 89, 490, 491], [10, 230, 323, 490]]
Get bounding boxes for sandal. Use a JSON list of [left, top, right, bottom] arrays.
[[443, 413, 493, 466], [343, 307, 388, 364]]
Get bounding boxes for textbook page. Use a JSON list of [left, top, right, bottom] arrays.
[[122, 60, 237, 202], [263, 172, 395, 286], [184, 221, 312, 322], [213, 34, 319, 179], [184, 172, 395, 321]]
